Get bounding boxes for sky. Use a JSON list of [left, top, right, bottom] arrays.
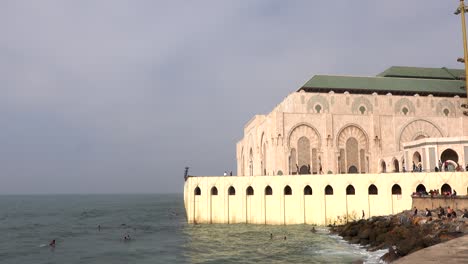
[[0, 0, 464, 194]]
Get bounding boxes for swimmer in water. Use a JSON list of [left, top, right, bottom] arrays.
[[49, 239, 56, 247], [311, 227, 316, 233], [270, 233, 273, 240]]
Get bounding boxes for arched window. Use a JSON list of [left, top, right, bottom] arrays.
[[277, 170, 283, 175], [443, 108, 450, 116], [246, 186, 254, 196], [284, 185, 292, 195], [391, 184, 402, 195], [346, 185, 355, 195], [265, 186, 273, 195], [402, 107, 409, 115], [359, 106, 366, 114], [325, 185, 333, 195], [315, 104, 322, 113], [228, 186, 236, 195], [368, 184, 378, 195], [416, 184, 426, 194], [195, 187, 201, 196], [211, 187, 218, 195], [304, 185, 312, 195], [441, 184, 452, 194]]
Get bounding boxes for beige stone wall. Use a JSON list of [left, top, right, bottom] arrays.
[[184, 172, 468, 226], [237, 92, 468, 176]]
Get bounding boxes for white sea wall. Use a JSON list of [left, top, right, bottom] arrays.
[[183, 172, 468, 225]]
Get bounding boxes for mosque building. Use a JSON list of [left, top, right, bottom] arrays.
[[236, 66, 468, 177], [184, 66, 468, 226]]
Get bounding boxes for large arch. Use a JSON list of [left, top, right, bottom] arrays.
[[398, 119, 443, 150], [392, 158, 399, 172], [336, 124, 370, 174], [287, 123, 321, 174], [441, 148, 459, 164]]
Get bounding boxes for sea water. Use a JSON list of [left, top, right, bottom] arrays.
[[0, 194, 386, 263]]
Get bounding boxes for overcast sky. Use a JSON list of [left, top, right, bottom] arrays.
[[0, 1, 464, 194]]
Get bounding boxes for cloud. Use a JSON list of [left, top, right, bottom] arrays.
[[0, 0, 463, 193]]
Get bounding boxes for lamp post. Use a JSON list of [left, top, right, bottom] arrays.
[[455, 1, 468, 114]]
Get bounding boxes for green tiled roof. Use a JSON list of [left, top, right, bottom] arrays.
[[377, 66, 464, 80], [300, 75, 466, 96], [299, 66, 467, 97]]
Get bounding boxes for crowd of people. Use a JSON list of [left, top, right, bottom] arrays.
[[412, 189, 458, 198]]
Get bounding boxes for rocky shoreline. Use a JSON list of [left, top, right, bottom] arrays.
[[330, 209, 467, 263]]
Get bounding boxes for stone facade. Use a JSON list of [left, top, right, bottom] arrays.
[[236, 91, 468, 176]]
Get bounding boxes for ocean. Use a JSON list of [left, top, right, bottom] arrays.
[[0, 194, 386, 263]]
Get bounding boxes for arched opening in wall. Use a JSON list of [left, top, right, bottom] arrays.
[[265, 186, 273, 195], [440, 149, 458, 171], [359, 106, 366, 115], [300, 165, 309, 175], [443, 108, 450, 116], [195, 187, 201, 196], [246, 186, 254, 196], [413, 151, 421, 165], [290, 148, 297, 175], [348, 166, 358, 173], [277, 170, 283, 175], [346, 137, 359, 174], [325, 185, 333, 195], [346, 185, 355, 195], [441, 184, 452, 194], [304, 185, 312, 195], [416, 184, 426, 194], [381, 161, 387, 173], [393, 159, 399, 172], [368, 184, 378, 195], [298, 136, 311, 174], [391, 184, 402, 195], [249, 148, 254, 176], [228, 186, 236, 195], [284, 185, 292, 195], [211, 187, 218, 196]]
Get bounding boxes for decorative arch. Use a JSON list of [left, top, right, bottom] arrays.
[[304, 185, 313, 195], [287, 123, 321, 150], [325, 185, 334, 195], [287, 123, 321, 174], [337, 124, 370, 174], [346, 185, 355, 195], [246, 186, 254, 195], [195, 187, 201, 196], [265, 186, 273, 195], [398, 119, 443, 150], [228, 186, 236, 195], [394, 98, 416, 115], [351, 96, 373, 114], [307, 94, 329, 113], [211, 187, 218, 195], [284, 185, 292, 195], [277, 170, 283, 175], [436, 99, 456, 117], [336, 124, 369, 151], [368, 184, 378, 195]]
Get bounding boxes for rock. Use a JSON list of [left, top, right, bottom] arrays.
[[381, 247, 400, 263], [358, 228, 371, 239]]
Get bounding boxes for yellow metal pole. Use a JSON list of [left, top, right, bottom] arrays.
[[460, 0, 468, 103]]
